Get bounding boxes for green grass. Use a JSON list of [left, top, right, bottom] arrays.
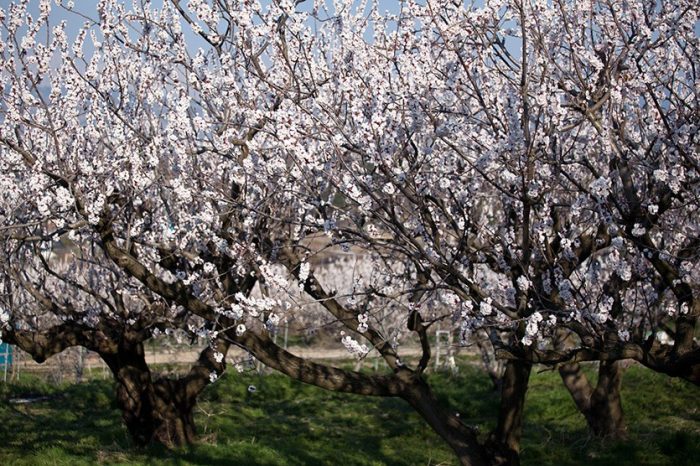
[[0, 364, 697, 465], [521, 366, 700, 466]]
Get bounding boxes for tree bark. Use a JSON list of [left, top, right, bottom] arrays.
[[149, 337, 232, 447], [475, 329, 505, 392], [489, 359, 532, 466], [95, 234, 528, 463], [150, 378, 198, 446], [100, 337, 228, 448], [402, 376, 490, 466], [101, 342, 160, 446], [559, 360, 627, 439]]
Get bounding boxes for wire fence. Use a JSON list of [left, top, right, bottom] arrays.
[[1, 325, 477, 385]]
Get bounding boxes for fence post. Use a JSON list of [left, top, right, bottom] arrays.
[[435, 330, 452, 371], [2, 344, 8, 382]]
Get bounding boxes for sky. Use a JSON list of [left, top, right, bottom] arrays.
[[0, 0, 428, 75], [1, 1, 697, 73], [0, 0, 408, 45]]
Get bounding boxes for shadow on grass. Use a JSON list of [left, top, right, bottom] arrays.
[[0, 364, 697, 465], [0, 371, 454, 466], [192, 372, 455, 466], [520, 366, 700, 466], [0, 379, 132, 464]]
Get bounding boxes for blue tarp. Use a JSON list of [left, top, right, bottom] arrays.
[[0, 343, 12, 366]]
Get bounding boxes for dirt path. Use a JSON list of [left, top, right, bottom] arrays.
[[15, 345, 454, 372], [141, 345, 429, 365]]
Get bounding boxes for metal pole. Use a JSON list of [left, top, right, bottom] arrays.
[[3, 344, 9, 382], [13, 347, 19, 381], [435, 329, 441, 370]]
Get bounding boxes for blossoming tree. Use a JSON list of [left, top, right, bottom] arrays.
[[236, 0, 699, 459], [0, 231, 234, 446], [1, 0, 698, 465]]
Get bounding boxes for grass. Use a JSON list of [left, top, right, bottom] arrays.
[[0, 363, 697, 465]]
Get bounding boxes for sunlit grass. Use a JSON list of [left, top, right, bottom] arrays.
[[0, 363, 697, 465]]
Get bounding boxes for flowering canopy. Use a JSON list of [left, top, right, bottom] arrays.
[[1, 0, 698, 464]]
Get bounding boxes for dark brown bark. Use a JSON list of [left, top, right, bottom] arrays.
[[101, 341, 161, 446], [2, 320, 230, 447], [149, 336, 232, 447], [489, 359, 532, 466], [151, 379, 198, 446], [103, 357, 198, 448], [1, 324, 116, 362], [559, 360, 627, 439], [513, 339, 700, 386], [101, 338, 229, 447]]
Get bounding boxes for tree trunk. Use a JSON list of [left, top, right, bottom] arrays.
[[475, 330, 505, 392], [101, 342, 197, 448], [559, 360, 627, 439], [151, 379, 198, 446], [489, 359, 532, 466], [589, 360, 627, 438], [101, 342, 156, 446], [1, 323, 223, 447], [403, 377, 490, 466]]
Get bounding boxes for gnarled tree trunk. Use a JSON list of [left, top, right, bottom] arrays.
[[559, 360, 627, 439], [101, 341, 167, 446], [488, 359, 532, 466], [150, 379, 198, 446], [101, 337, 229, 447]]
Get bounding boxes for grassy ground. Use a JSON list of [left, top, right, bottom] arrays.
[[0, 362, 697, 465]]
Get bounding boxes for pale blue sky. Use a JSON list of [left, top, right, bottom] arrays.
[[2, 1, 695, 75], [0, 0, 407, 45]]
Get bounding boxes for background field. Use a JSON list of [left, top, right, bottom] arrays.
[[0, 362, 698, 466]]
